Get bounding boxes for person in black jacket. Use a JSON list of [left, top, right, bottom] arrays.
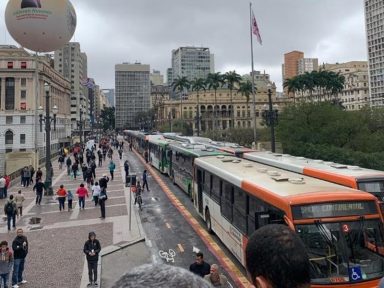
[[99, 175, 109, 191], [189, 252, 210, 278], [12, 229, 28, 287], [83, 232, 101, 287], [33, 179, 46, 205]]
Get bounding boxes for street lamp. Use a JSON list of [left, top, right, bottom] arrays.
[[38, 82, 57, 196], [262, 86, 279, 153], [79, 105, 83, 147]]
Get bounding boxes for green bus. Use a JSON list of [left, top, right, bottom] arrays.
[[148, 138, 173, 175]]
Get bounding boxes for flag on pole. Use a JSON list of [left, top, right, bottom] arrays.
[[251, 10, 262, 45]]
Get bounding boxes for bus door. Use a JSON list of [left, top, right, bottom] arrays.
[[197, 168, 203, 214]]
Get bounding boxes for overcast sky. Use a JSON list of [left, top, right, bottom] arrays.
[[0, 0, 367, 91]]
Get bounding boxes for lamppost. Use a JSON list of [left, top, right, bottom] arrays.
[[79, 105, 83, 147], [262, 87, 279, 153], [38, 82, 58, 196]]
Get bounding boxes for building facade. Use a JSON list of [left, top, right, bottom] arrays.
[[150, 70, 164, 86], [102, 89, 114, 107], [166, 68, 173, 86], [283, 50, 304, 83], [0, 45, 71, 175], [54, 42, 89, 129], [115, 63, 150, 129], [298, 58, 319, 75], [365, 0, 384, 107], [156, 87, 285, 133]]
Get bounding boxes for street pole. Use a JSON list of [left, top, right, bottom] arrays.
[[79, 107, 83, 147], [268, 88, 276, 153], [44, 83, 53, 196]]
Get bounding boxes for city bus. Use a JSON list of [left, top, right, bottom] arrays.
[[194, 155, 384, 287], [243, 152, 384, 204], [148, 137, 173, 175], [203, 141, 255, 158], [168, 142, 228, 198]]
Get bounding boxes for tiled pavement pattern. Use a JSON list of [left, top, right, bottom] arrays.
[[0, 149, 142, 288]]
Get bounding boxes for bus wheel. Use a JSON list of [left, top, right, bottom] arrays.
[[205, 208, 213, 234]]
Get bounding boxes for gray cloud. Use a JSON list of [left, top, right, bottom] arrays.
[[1, 0, 366, 91]]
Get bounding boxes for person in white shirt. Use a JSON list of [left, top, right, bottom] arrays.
[[91, 182, 101, 206], [0, 176, 6, 199]]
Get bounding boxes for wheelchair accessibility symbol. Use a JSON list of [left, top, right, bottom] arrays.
[[348, 266, 362, 282]]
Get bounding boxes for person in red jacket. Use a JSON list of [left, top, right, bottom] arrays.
[[76, 183, 89, 210], [4, 175, 10, 199], [56, 185, 67, 211]]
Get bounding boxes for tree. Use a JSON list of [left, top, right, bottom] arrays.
[[191, 78, 206, 135], [238, 80, 253, 121], [172, 76, 190, 120], [100, 107, 115, 131], [206, 72, 225, 130], [224, 71, 242, 128]]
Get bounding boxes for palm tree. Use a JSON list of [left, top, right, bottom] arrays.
[[238, 80, 253, 122], [172, 76, 190, 120], [206, 72, 225, 130], [224, 71, 242, 128], [191, 78, 206, 136]]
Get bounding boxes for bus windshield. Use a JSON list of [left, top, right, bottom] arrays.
[[296, 219, 384, 284], [358, 181, 384, 201]]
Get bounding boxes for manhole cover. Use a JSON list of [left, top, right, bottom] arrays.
[[29, 217, 41, 225]]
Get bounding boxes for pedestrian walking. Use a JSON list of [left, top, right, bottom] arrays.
[[15, 191, 25, 217], [118, 148, 123, 160], [108, 160, 116, 181], [4, 195, 17, 231], [29, 166, 35, 184], [58, 154, 64, 170], [124, 160, 129, 179], [0, 176, 6, 199], [79, 153, 84, 166], [142, 170, 150, 192], [4, 175, 10, 199], [203, 264, 229, 287], [99, 188, 107, 219], [33, 178, 46, 205], [81, 163, 88, 182], [22, 167, 31, 188], [35, 168, 43, 183], [99, 175, 109, 191], [11, 229, 28, 288], [144, 150, 149, 163], [76, 184, 89, 210], [97, 150, 102, 167], [67, 190, 74, 212], [83, 232, 101, 287], [90, 160, 97, 179], [72, 162, 79, 180], [91, 182, 101, 206], [56, 185, 67, 211], [102, 148, 107, 161], [0, 241, 13, 288], [86, 168, 94, 188], [66, 157, 72, 176]]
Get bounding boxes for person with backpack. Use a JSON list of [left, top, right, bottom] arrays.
[[0, 241, 13, 288], [66, 157, 72, 176], [108, 160, 116, 181], [81, 163, 88, 182], [4, 195, 17, 231], [90, 160, 97, 179], [56, 185, 67, 212], [99, 187, 107, 219], [33, 178, 46, 205], [11, 229, 28, 288], [83, 232, 101, 286], [72, 162, 79, 180]]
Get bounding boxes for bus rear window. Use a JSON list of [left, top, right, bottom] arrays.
[[292, 201, 377, 220], [358, 181, 384, 201]]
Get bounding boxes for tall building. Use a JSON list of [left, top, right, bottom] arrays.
[[171, 47, 214, 82], [115, 63, 150, 129], [102, 89, 115, 107], [0, 45, 71, 175], [54, 42, 89, 129], [298, 58, 318, 75], [365, 0, 384, 107], [166, 68, 173, 86], [283, 51, 304, 82], [150, 70, 164, 86]]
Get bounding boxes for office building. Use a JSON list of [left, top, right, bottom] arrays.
[[364, 0, 384, 106], [283, 51, 304, 82], [54, 42, 89, 129], [150, 70, 164, 86], [102, 89, 115, 107], [0, 45, 71, 175], [115, 63, 150, 129], [166, 68, 173, 86], [298, 58, 318, 75]]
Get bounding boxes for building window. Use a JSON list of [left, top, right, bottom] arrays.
[[5, 149, 12, 153], [6, 116, 13, 124], [20, 134, 26, 144], [5, 130, 13, 145], [19, 149, 26, 152], [20, 78, 27, 86], [20, 90, 26, 99], [20, 116, 26, 124], [5, 78, 15, 110], [21, 62, 27, 69], [7, 62, 13, 69]]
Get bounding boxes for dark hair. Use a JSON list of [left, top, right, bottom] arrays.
[[95, 182, 99, 185], [245, 224, 310, 288], [18, 190, 21, 194], [60, 185, 64, 188], [9, 195, 13, 200], [80, 183, 84, 187], [0, 241, 8, 246], [196, 252, 203, 258]]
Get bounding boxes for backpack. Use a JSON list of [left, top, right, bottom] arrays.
[[5, 202, 14, 214]]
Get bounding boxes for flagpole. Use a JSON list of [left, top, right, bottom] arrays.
[[250, 2, 257, 149]]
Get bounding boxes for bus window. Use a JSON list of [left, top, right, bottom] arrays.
[[233, 188, 247, 234], [358, 181, 384, 202], [211, 175, 221, 203], [204, 171, 211, 195], [221, 181, 234, 222]]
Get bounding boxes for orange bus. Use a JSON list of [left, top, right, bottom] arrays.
[[194, 155, 384, 287]]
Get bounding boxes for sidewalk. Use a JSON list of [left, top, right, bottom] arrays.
[[0, 149, 145, 288]]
